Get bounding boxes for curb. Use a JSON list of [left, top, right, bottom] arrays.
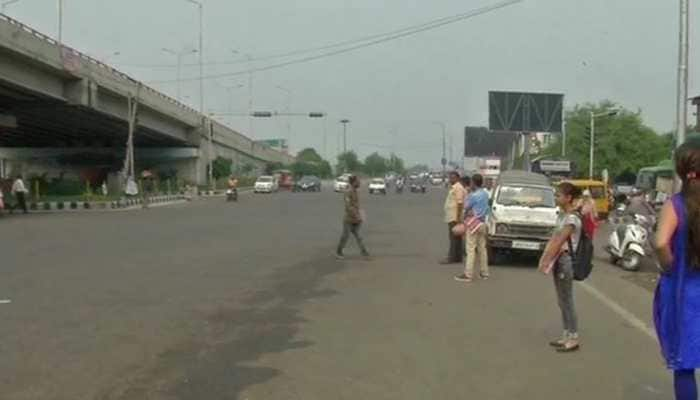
[[16, 194, 189, 213]]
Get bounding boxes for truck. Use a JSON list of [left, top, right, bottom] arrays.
[[487, 170, 559, 261]]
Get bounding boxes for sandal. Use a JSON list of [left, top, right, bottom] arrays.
[[556, 340, 580, 353]]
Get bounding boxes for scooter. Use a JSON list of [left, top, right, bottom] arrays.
[[395, 182, 404, 194], [226, 188, 238, 202], [606, 211, 654, 271]]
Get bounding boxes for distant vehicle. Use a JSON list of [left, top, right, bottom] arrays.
[[430, 173, 444, 186], [294, 176, 322, 192], [636, 160, 674, 204], [487, 171, 558, 260], [274, 169, 294, 191], [368, 178, 387, 195], [409, 178, 427, 194], [334, 175, 350, 192], [254, 175, 278, 193], [561, 179, 610, 218]]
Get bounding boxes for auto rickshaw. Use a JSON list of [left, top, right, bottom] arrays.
[[561, 179, 610, 219]]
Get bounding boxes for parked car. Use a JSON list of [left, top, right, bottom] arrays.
[[294, 176, 322, 192], [254, 175, 278, 193], [334, 175, 350, 192], [368, 178, 387, 195]]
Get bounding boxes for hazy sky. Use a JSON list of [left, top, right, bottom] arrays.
[[4, 0, 698, 167]]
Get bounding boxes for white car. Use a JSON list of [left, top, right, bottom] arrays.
[[254, 176, 278, 193], [334, 175, 350, 192], [368, 178, 387, 195]]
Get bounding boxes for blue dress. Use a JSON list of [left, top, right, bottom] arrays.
[[654, 194, 700, 370]]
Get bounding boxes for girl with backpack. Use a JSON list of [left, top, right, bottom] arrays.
[[538, 182, 583, 353], [655, 137, 700, 400]]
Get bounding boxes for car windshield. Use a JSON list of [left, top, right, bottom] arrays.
[[301, 176, 317, 182], [497, 186, 555, 208], [257, 177, 273, 183], [371, 179, 384, 184], [337, 176, 349, 182]]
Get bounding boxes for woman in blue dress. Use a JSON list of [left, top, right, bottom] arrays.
[[655, 136, 700, 400]]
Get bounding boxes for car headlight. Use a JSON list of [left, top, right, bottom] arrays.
[[496, 224, 510, 234]]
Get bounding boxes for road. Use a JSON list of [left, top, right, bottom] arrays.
[[0, 186, 673, 399]]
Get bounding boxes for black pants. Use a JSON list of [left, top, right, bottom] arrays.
[[448, 222, 463, 263], [15, 192, 27, 214], [337, 222, 369, 256]]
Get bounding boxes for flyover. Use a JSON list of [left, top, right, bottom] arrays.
[[0, 14, 293, 185]]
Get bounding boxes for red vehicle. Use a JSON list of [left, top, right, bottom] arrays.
[[274, 170, 294, 191]]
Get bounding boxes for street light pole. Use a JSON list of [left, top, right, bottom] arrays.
[[589, 109, 619, 179], [276, 85, 293, 151], [340, 119, 350, 154], [162, 48, 197, 102], [676, 0, 690, 149], [185, 0, 204, 114], [433, 122, 447, 177], [57, 0, 63, 43]]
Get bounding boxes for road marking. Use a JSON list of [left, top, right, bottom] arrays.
[[578, 281, 657, 341], [0, 299, 12, 305]]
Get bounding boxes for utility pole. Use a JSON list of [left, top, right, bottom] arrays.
[[562, 120, 567, 157], [340, 119, 350, 154], [185, 0, 204, 114], [589, 114, 595, 179], [676, 0, 690, 156], [57, 0, 63, 43]]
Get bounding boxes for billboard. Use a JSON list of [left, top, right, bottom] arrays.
[[489, 91, 564, 133]]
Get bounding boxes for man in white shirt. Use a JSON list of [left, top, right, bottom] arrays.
[[441, 171, 466, 264], [11, 175, 28, 214]]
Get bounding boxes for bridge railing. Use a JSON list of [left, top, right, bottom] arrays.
[[0, 13, 199, 116]]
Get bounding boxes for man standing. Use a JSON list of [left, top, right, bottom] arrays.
[[441, 171, 466, 264], [335, 175, 370, 259], [11, 175, 28, 214], [455, 174, 490, 282]]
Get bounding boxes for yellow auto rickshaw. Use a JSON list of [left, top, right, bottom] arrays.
[[561, 179, 610, 218]]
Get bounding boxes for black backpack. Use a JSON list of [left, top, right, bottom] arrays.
[[567, 213, 595, 281]]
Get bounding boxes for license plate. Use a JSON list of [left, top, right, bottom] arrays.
[[512, 241, 541, 250]]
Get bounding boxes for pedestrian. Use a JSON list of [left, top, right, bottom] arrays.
[[11, 175, 28, 214], [538, 182, 583, 352], [441, 171, 466, 265], [654, 137, 700, 400], [335, 175, 370, 260], [455, 174, 490, 283]]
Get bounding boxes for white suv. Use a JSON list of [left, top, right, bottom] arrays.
[[254, 176, 278, 193], [368, 178, 387, 195], [334, 175, 350, 192]]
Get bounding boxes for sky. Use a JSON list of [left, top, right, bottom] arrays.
[[3, 0, 698, 168]]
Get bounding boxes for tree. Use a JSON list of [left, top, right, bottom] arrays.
[[387, 153, 406, 174], [363, 152, 389, 177], [540, 101, 673, 180], [297, 148, 324, 163], [336, 151, 362, 174], [291, 148, 333, 178], [211, 157, 233, 180]]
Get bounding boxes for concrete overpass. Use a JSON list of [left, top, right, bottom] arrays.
[[0, 14, 293, 185]]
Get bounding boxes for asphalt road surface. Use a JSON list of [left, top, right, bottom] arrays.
[[0, 186, 673, 399]]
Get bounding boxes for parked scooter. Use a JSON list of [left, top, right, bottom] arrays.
[[606, 209, 655, 271], [226, 188, 238, 202]]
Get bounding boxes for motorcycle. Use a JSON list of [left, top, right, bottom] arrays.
[[395, 181, 404, 194], [606, 210, 655, 271], [226, 188, 238, 202]]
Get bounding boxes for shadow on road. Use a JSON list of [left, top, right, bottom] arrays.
[[100, 252, 345, 400]]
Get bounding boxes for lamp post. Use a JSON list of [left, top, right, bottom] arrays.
[[222, 83, 244, 125], [589, 109, 619, 179], [232, 50, 254, 137], [340, 119, 350, 154], [162, 48, 197, 102], [184, 0, 204, 114], [1, 0, 22, 14], [433, 122, 447, 178], [275, 85, 292, 150]]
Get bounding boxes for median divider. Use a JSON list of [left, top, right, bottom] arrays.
[[17, 194, 189, 213]]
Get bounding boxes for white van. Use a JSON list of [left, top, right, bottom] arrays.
[[487, 171, 558, 258]]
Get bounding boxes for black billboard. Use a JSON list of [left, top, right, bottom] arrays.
[[489, 91, 564, 133]]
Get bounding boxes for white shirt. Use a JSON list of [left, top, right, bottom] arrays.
[[12, 179, 28, 194]]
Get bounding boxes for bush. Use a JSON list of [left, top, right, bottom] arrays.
[[46, 179, 83, 196]]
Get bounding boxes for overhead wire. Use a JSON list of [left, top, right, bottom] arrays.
[[146, 0, 522, 84]]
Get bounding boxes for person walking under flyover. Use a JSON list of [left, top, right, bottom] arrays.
[[11, 175, 28, 214], [655, 137, 700, 400], [335, 175, 370, 260], [455, 174, 490, 282], [441, 171, 466, 264]]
